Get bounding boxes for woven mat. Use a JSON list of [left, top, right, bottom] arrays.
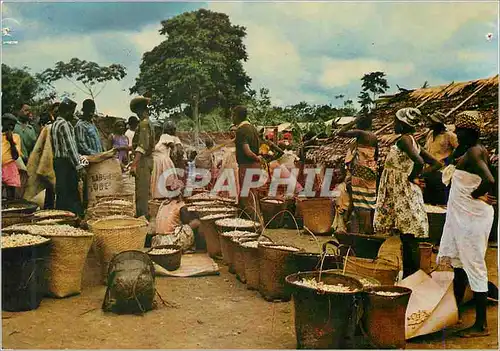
[[151, 253, 220, 278]]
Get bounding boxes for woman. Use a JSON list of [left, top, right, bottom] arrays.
[[374, 107, 442, 278], [151, 121, 183, 199], [2, 113, 22, 200], [437, 111, 495, 338], [423, 112, 458, 205], [338, 114, 378, 234], [108, 120, 130, 170]]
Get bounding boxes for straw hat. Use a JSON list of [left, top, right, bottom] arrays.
[[427, 111, 446, 126], [396, 107, 421, 128]]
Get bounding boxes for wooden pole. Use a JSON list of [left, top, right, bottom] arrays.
[[444, 84, 487, 118]]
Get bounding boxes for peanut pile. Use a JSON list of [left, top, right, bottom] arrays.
[[357, 277, 378, 287], [374, 291, 403, 297], [407, 310, 431, 326], [188, 206, 236, 213], [2, 234, 50, 248], [216, 218, 260, 228], [240, 240, 273, 248], [34, 210, 75, 218], [5, 224, 92, 237], [222, 230, 257, 238], [201, 213, 233, 221], [149, 248, 178, 255], [261, 245, 299, 252], [296, 278, 358, 292], [263, 199, 283, 204]]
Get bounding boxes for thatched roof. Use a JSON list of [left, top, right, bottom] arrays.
[[308, 75, 499, 168]]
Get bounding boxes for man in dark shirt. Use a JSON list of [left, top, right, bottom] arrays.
[[232, 105, 263, 221]]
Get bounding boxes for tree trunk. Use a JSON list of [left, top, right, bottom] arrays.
[[192, 96, 200, 149]]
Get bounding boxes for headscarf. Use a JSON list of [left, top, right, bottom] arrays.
[[395, 107, 421, 128], [455, 111, 482, 133]]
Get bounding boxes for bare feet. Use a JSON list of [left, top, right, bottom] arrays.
[[458, 325, 490, 338]]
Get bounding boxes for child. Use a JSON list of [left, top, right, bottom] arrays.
[[2, 114, 22, 200], [109, 120, 130, 170], [152, 206, 201, 252]]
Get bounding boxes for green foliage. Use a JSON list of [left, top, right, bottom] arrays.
[[131, 9, 252, 131], [358, 71, 390, 113], [1, 64, 56, 115], [38, 58, 127, 101]]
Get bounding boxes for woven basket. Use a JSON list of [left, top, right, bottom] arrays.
[[219, 232, 258, 272], [344, 257, 400, 286], [187, 206, 238, 218], [260, 197, 287, 229], [1, 213, 34, 228], [297, 197, 333, 235], [148, 199, 165, 221], [90, 217, 148, 283], [148, 245, 182, 271], [43, 233, 94, 297], [87, 205, 135, 221], [258, 244, 300, 301], [200, 214, 234, 259], [93, 194, 135, 209]]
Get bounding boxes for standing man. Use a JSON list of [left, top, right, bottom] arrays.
[[423, 112, 458, 205], [232, 105, 263, 221], [13, 103, 37, 198], [125, 116, 139, 149], [51, 98, 85, 217], [129, 97, 155, 219], [75, 99, 103, 209]]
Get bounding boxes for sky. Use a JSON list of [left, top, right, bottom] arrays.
[[2, 1, 498, 117]]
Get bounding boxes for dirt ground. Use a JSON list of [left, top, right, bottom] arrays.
[[2, 229, 498, 349]]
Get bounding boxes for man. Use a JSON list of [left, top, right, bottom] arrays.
[[51, 98, 85, 217], [423, 111, 459, 205], [14, 103, 37, 163], [74, 99, 103, 209], [437, 111, 496, 338], [125, 116, 139, 149], [130, 96, 155, 219], [75, 99, 103, 156], [233, 105, 263, 221], [2, 113, 22, 200]]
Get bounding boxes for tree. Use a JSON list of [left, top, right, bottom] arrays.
[[358, 71, 390, 113], [1, 64, 56, 115], [131, 9, 252, 144], [38, 58, 127, 103]]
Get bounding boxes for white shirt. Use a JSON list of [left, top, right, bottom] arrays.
[[125, 129, 135, 148]]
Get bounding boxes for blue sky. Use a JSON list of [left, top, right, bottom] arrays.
[[2, 1, 498, 117]]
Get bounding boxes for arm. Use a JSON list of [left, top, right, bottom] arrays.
[[131, 122, 150, 174], [397, 135, 425, 182], [242, 143, 260, 163], [468, 147, 495, 198], [62, 122, 83, 170], [236, 127, 261, 163]]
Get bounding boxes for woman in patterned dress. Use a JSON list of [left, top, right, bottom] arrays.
[[374, 107, 442, 277]]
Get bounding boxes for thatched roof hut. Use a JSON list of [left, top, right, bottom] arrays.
[[307, 75, 499, 171]]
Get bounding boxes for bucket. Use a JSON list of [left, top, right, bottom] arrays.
[[286, 271, 364, 349], [258, 244, 300, 301], [293, 240, 343, 272], [297, 198, 333, 235], [200, 214, 234, 258], [418, 243, 433, 273], [2, 239, 51, 311], [259, 197, 286, 229], [221, 232, 258, 273], [241, 239, 273, 290], [362, 286, 412, 349]]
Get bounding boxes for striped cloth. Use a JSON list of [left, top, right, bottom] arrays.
[[51, 117, 82, 170], [75, 119, 103, 155], [350, 145, 378, 210]]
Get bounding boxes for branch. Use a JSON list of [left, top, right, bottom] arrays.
[[94, 82, 108, 98], [63, 76, 89, 96]]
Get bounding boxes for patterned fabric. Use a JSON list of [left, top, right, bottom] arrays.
[[2, 160, 21, 187], [75, 120, 103, 155], [350, 145, 378, 210], [112, 134, 129, 164], [374, 136, 429, 238], [455, 111, 482, 132], [51, 117, 82, 170], [151, 225, 195, 252]]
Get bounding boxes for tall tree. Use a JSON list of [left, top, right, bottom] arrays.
[[38, 58, 127, 103], [131, 9, 252, 143], [358, 71, 390, 113], [1, 64, 55, 114]]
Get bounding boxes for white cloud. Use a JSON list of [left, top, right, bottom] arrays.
[[319, 59, 415, 89]]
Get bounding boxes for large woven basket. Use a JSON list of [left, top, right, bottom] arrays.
[[297, 197, 333, 235], [86, 204, 135, 221], [200, 213, 234, 258], [187, 205, 238, 218], [44, 233, 94, 297], [148, 199, 165, 221], [260, 197, 287, 229], [344, 257, 400, 286], [90, 217, 148, 283]]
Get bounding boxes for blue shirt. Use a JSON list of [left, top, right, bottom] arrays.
[[74, 119, 103, 156]]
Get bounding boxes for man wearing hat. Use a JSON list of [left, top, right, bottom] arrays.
[[422, 112, 458, 204], [51, 97, 85, 217], [129, 96, 155, 218]]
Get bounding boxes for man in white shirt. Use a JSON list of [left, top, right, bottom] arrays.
[[125, 116, 139, 148]]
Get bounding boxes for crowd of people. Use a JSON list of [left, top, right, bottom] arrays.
[[1, 95, 496, 338]]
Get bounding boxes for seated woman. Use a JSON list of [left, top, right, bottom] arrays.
[[152, 207, 201, 252]]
